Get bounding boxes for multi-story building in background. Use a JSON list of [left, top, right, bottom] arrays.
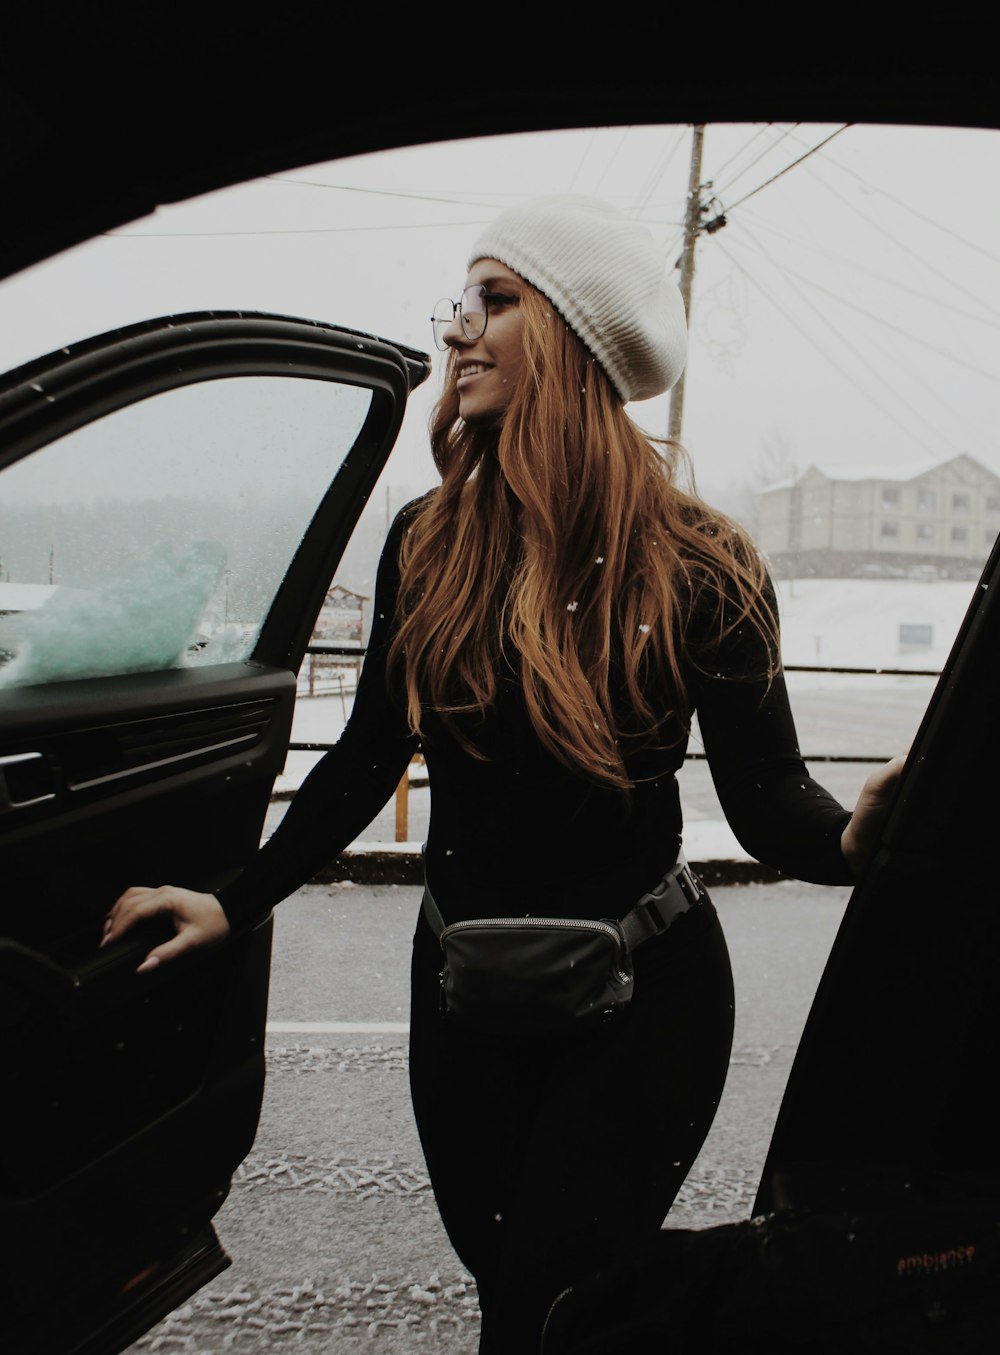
[[756, 453, 1000, 579]]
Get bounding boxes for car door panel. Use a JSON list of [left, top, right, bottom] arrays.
[[4, 919, 270, 1353], [2, 668, 295, 938], [0, 313, 430, 1353], [755, 537, 1000, 1215]]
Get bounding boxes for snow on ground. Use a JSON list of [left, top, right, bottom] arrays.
[[277, 696, 353, 797], [774, 576, 978, 672], [0, 581, 58, 611]]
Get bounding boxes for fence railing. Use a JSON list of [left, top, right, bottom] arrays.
[[289, 646, 941, 838]]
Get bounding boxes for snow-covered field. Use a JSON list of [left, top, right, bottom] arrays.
[[774, 576, 978, 672]]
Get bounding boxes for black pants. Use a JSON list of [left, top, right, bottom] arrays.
[[408, 896, 735, 1354]]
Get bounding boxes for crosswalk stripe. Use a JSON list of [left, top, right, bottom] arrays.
[[266, 1021, 410, 1034]]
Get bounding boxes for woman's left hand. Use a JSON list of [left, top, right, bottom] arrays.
[[841, 753, 908, 876], [102, 884, 231, 972]]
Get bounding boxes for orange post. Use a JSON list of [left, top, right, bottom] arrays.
[[395, 767, 409, 842]]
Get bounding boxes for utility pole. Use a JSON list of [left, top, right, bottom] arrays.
[[668, 125, 706, 444]]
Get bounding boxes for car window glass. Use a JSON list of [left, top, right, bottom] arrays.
[[0, 375, 372, 686]]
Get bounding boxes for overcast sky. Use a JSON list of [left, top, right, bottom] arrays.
[[2, 121, 999, 502]]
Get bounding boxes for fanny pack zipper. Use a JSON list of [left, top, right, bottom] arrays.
[[540, 1283, 575, 1352], [441, 916, 632, 986]]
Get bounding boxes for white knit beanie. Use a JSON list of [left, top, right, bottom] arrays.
[[469, 195, 687, 403]]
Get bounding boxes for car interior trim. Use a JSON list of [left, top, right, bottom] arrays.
[[66, 731, 262, 792]]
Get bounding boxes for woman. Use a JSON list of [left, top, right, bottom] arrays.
[[104, 196, 900, 1353]]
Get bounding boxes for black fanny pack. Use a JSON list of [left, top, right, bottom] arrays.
[[421, 852, 709, 1036]]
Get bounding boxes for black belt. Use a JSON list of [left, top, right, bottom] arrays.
[[618, 850, 710, 950], [421, 849, 710, 954]]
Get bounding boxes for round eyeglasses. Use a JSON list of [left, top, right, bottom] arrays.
[[430, 284, 489, 351]]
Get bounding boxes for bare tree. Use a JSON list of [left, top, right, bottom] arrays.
[[753, 426, 799, 492]]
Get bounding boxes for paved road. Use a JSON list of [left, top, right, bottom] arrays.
[[133, 876, 853, 1353]]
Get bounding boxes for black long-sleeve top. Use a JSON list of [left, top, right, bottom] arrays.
[[217, 507, 854, 932]]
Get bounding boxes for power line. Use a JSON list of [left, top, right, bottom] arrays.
[[712, 235, 946, 459], [102, 173, 511, 237], [772, 256, 1000, 383], [713, 123, 804, 197], [776, 128, 1000, 314], [102, 218, 492, 239], [721, 125, 853, 214], [640, 126, 852, 236], [726, 222, 993, 446], [631, 126, 689, 217], [861, 179, 1000, 269], [264, 176, 504, 210], [778, 134, 1000, 271], [709, 123, 780, 182], [591, 126, 633, 197], [740, 205, 1000, 335], [791, 155, 1000, 324], [567, 128, 600, 192]]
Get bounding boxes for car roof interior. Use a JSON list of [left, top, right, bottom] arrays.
[[1, 17, 996, 284]]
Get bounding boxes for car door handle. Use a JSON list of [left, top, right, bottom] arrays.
[[0, 921, 181, 1012], [0, 752, 57, 813]]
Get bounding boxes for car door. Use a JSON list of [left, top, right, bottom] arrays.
[[754, 533, 1000, 1218], [0, 311, 430, 1355]]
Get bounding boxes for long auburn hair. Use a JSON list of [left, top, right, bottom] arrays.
[[388, 283, 777, 789]]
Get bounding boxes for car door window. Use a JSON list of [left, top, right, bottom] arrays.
[[0, 375, 372, 686]]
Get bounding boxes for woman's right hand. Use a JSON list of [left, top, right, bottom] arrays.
[[101, 885, 232, 973], [840, 753, 908, 876]]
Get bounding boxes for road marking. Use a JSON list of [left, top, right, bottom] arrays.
[[266, 1021, 410, 1034]]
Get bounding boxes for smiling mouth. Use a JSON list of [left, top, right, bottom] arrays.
[[456, 362, 493, 383]]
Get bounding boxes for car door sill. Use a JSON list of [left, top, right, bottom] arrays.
[[64, 1226, 230, 1355]]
